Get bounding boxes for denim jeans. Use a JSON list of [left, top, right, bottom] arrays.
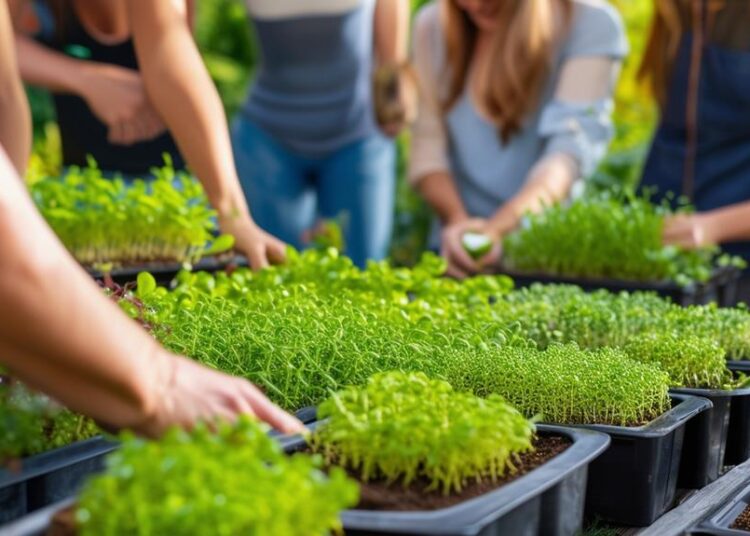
[[232, 117, 396, 268]]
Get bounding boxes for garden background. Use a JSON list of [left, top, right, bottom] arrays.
[[25, 0, 656, 265]]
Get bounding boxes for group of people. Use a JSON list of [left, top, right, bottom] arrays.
[[2, 0, 750, 438]]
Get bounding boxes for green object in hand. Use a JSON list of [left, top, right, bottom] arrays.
[[462, 232, 493, 260]]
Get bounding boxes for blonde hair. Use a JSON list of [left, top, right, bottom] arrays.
[[441, 0, 573, 142]]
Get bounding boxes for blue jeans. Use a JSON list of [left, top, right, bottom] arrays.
[[232, 118, 396, 267]]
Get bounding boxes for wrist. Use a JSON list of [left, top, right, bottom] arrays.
[[701, 211, 724, 245]]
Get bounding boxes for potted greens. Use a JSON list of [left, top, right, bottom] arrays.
[[2, 420, 357, 536], [500, 195, 744, 306], [0, 379, 113, 523], [31, 160, 236, 285], [294, 371, 610, 536]]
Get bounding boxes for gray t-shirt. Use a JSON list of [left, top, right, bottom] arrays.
[[241, 0, 378, 156], [409, 0, 628, 243]]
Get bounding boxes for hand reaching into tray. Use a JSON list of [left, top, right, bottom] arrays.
[[0, 145, 304, 438]]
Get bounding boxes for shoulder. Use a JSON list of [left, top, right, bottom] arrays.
[[413, 2, 444, 66], [564, 0, 628, 59], [414, 1, 441, 42]]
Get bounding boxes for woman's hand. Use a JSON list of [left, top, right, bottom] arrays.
[[79, 63, 166, 146], [441, 218, 502, 279], [373, 63, 417, 138], [137, 353, 305, 438], [219, 213, 287, 270], [663, 213, 719, 249]]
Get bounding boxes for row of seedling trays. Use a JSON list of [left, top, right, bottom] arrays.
[[4, 367, 750, 536]]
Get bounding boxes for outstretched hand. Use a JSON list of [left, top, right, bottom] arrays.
[[219, 214, 287, 270], [137, 353, 305, 438]]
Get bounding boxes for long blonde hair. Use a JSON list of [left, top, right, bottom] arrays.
[[441, 0, 573, 142]]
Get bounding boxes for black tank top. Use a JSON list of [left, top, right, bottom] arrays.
[[39, 2, 185, 174]]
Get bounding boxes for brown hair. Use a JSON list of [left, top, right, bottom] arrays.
[[637, 0, 750, 106], [441, 0, 573, 142]]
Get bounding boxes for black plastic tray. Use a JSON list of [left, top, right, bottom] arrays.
[[86, 255, 248, 286], [0, 437, 116, 523], [499, 267, 738, 306], [725, 362, 750, 466], [280, 422, 610, 536], [0, 497, 75, 536], [294, 406, 318, 424], [670, 384, 750, 488], [566, 394, 711, 527], [689, 482, 750, 535]]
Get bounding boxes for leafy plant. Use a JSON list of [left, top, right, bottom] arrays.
[[622, 334, 732, 389], [0, 379, 100, 462], [127, 260, 672, 427], [453, 344, 672, 427], [493, 284, 750, 361], [314, 371, 535, 495], [75, 419, 358, 536], [30, 158, 233, 269], [502, 194, 738, 285]]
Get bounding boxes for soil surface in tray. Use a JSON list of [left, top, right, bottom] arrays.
[[339, 434, 571, 512], [732, 504, 750, 531]]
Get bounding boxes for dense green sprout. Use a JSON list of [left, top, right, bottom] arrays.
[[31, 159, 232, 268], [502, 195, 740, 285], [131, 270, 672, 426], [314, 371, 535, 495], [494, 284, 750, 361], [622, 334, 732, 389], [0, 380, 100, 462], [452, 344, 672, 427], [76, 419, 358, 536]]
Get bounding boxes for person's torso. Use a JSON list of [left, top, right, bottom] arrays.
[[36, 0, 184, 175], [428, 1, 602, 219], [241, 0, 378, 156], [641, 1, 750, 260]]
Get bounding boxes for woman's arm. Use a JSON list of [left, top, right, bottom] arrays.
[[125, 0, 286, 269], [486, 57, 619, 238], [8, 0, 167, 146], [664, 201, 750, 249], [373, 0, 414, 136], [0, 145, 303, 437], [0, 0, 30, 174]]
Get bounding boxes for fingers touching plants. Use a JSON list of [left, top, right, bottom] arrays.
[[138, 354, 304, 438], [219, 215, 288, 271]]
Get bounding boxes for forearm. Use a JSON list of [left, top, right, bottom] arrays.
[[707, 202, 750, 244], [0, 1, 30, 174], [488, 153, 577, 236], [127, 0, 249, 220], [0, 149, 169, 429], [417, 172, 468, 225], [14, 33, 92, 94], [374, 0, 409, 65]]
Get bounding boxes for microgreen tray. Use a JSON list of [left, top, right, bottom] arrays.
[[725, 362, 750, 466], [566, 394, 711, 526], [282, 422, 610, 536], [0, 438, 116, 524], [690, 482, 750, 535], [498, 266, 739, 307], [671, 381, 750, 487], [87, 255, 247, 286]]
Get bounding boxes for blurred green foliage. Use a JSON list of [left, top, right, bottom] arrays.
[[25, 0, 655, 264]]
